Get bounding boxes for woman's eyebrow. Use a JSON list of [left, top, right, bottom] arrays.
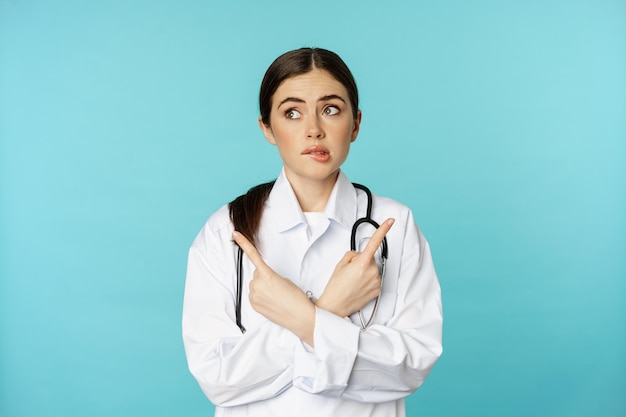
[[277, 95, 346, 109], [277, 97, 305, 108], [319, 94, 346, 103]]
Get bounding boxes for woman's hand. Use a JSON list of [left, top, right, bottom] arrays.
[[316, 218, 394, 318], [232, 231, 316, 346]]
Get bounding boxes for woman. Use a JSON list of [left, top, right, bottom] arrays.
[[183, 47, 442, 417]]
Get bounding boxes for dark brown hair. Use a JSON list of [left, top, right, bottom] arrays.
[[229, 47, 359, 246]]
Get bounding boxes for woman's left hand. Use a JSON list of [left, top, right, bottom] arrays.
[[233, 231, 316, 346]]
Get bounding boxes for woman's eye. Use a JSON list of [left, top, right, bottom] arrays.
[[285, 109, 301, 119], [323, 106, 340, 116]]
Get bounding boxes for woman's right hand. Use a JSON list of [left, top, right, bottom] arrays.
[[233, 231, 316, 346], [316, 218, 394, 318]]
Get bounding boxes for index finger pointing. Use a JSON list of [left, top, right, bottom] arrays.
[[233, 231, 269, 272], [360, 218, 394, 260]]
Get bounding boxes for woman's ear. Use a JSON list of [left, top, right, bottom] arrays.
[[258, 116, 276, 145], [350, 110, 362, 143]]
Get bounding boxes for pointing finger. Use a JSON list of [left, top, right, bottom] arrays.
[[360, 218, 394, 260], [339, 250, 359, 265], [233, 231, 269, 272]]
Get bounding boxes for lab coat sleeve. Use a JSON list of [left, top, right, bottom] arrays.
[[182, 222, 299, 407], [292, 209, 443, 401]]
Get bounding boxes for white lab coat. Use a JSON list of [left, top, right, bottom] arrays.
[[183, 169, 443, 417]]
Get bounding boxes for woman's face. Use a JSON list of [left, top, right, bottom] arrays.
[[259, 69, 361, 190]]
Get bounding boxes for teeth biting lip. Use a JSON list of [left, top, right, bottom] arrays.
[[302, 146, 330, 156]]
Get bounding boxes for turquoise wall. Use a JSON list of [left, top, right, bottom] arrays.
[[1, 1, 624, 416]]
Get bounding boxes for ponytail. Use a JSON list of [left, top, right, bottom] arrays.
[[228, 181, 276, 247]]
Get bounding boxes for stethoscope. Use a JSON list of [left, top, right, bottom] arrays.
[[235, 183, 388, 334]]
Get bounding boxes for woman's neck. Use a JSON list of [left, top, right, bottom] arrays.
[[285, 170, 339, 212]]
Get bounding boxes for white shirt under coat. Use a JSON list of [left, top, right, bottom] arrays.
[[183, 169, 443, 417]]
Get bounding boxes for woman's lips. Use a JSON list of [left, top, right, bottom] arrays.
[[302, 146, 330, 162]]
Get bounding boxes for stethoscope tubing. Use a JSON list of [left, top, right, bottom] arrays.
[[236, 247, 246, 333], [351, 183, 388, 330], [234, 183, 387, 334]]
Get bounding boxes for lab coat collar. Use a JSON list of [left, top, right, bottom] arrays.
[[267, 168, 358, 233]]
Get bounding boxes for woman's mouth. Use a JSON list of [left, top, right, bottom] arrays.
[[302, 146, 330, 162]]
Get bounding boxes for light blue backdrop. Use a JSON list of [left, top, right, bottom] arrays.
[[1, 1, 624, 416]]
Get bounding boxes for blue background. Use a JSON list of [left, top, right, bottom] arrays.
[[1, 1, 624, 416]]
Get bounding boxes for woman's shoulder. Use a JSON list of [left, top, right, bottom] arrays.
[[368, 191, 413, 218], [205, 204, 232, 230], [191, 204, 233, 250], [366, 191, 428, 238]]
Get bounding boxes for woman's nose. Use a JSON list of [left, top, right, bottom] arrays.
[[306, 116, 325, 139]]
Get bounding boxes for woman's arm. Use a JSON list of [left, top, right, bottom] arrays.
[[291, 209, 443, 401], [231, 218, 394, 347], [182, 222, 300, 407]]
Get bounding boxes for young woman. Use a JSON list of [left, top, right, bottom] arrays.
[[183, 47, 443, 417]]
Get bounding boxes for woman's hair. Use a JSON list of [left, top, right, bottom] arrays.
[[259, 47, 359, 126], [228, 180, 275, 246], [230, 47, 359, 246]]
